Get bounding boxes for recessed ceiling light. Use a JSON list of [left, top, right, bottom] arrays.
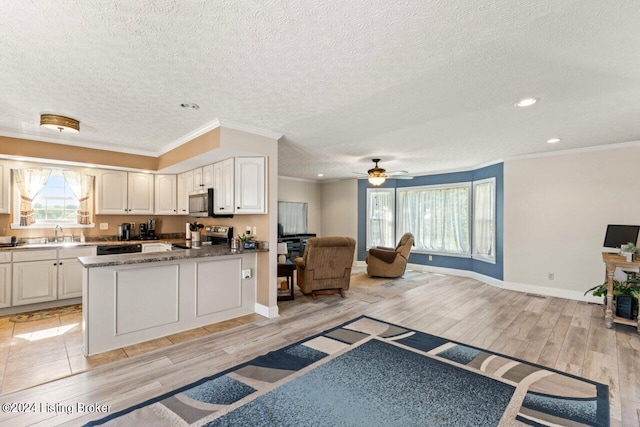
[[546, 138, 561, 144], [180, 103, 200, 110], [514, 98, 538, 108], [317, 173, 324, 177]]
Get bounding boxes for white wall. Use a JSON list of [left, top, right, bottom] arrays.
[[504, 146, 640, 297], [320, 179, 358, 241], [277, 177, 322, 235]]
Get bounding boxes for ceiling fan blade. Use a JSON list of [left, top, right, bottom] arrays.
[[386, 170, 409, 175], [352, 172, 369, 176], [390, 176, 413, 180]]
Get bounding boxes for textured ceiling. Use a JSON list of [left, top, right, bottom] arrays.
[[1, 1, 639, 179]]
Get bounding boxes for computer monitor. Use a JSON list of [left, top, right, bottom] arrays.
[[603, 224, 640, 249]]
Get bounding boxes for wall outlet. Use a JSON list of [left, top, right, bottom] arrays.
[[99, 223, 108, 230], [245, 226, 251, 235], [428, 255, 433, 261], [252, 226, 257, 236], [548, 272, 554, 280], [242, 268, 252, 279]]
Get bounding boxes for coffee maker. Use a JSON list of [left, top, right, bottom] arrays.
[[120, 223, 132, 241], [138, 223, 148, 239], [147, 218, 156, 239]]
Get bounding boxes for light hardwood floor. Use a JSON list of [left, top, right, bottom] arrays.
[[0, 268, 638, 426]]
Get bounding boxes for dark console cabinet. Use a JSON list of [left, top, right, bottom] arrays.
[[278, 234, 316, 260]]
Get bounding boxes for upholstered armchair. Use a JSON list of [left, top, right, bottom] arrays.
[[294, 236, 356, 299], [366, 233, 414, 278]]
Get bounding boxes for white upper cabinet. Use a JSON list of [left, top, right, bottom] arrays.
[[193, 167, 203, 190], [0, 161, 10, 214], [127, 173, 154, 214], [213, 158, 234, 214], [96, 170, 154, 214], [235, 157, 266, 214], [96, 170, 128, 214], [177, 172, 189, 215], [202, 164, 214, 188], [154, 174, 177, 215], [192, 165, 214, 191]]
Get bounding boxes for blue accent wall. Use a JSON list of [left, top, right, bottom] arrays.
[[357, 163, 503, 280]]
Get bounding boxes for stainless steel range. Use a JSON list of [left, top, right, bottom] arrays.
[[205, 225, 234, 245]]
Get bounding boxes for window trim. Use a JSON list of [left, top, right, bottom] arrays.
[[471, 177, 497, 264], [396, 181, 472, 257]]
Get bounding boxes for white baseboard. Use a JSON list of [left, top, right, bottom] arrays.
[[255, 303, 279, 318], [405, 263, 602, 304]]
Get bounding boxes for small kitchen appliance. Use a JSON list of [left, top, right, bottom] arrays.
[[121, 223, 132, 241], [205, 226, 234, 246]]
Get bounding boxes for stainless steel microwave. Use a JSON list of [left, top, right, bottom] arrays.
[[188, 188, 234, 218], [188, 188, 213, 217]]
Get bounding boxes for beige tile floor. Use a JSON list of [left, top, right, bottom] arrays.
[[0, 310, 261, 395]]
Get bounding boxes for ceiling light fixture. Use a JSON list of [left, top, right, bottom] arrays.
[[546, 138, 561, 144], [180, 102, 200, 110], [317, 173, 324, 177], [367, 158, 388, 186], [514, 98, 538, 108], [40, 114, 80, 133]]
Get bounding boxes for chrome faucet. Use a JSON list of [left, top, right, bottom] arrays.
[[54, 225, 63, 242]]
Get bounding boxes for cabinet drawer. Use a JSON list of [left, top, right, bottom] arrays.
[[59, 246, 97, 259], [12, 249, 57, 262], [0, 252, 11, 263]]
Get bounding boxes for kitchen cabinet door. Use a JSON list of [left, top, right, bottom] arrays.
[[154, 174, 177, 215], [57, 246, 96, 299], [177, 172, 189, 215], [57, 258, 84, 299], [202, 164, 214, 188], [0, 263, 11, 308], [193, 167, 204, 190], [12, 260, 57, 306], [235, 157, 266, 213], [0, 161, 10, 214], [96, 170, 128, 214], [213, 158, 234, 214], [128, 172, 154, 214]]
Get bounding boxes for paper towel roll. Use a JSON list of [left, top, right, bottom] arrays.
[[186, 223, 191, 240]]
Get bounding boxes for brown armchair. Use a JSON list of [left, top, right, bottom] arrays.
[[294, 236, 356, 299], [366, 233, 414, 278]]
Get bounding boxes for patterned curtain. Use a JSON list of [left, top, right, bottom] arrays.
[[62, 171, 95, 225], [14, 168, 52, 226]]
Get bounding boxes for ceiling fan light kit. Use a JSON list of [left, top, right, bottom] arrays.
[[40, 114, 80, 133]]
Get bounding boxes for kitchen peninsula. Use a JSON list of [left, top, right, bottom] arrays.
[[79, 245, 266, 356]]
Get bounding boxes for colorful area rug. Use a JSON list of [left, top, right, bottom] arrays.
[[85, 316, 609, 426], [8, 303, 82, 322]]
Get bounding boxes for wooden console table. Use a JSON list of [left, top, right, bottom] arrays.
[[277, 260, 296, 301], [602, 253, 640, 333]]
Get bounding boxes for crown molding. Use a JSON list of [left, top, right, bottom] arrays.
[[217, 119, 283, 141], [506, 139, 640, 162], [155, 118, 222, 156]]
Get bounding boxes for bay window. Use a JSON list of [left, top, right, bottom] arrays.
[[366, 188, 395, 248], [397, 183, 471, 256]]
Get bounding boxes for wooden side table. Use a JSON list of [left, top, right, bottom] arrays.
[[277, 260, 296, 301]]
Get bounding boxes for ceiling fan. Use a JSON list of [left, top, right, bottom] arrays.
[[353, 158, 413, 186]]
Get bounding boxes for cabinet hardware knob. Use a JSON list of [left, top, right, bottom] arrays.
[[53, 263, 57, 266], [59, 262, 63, 265]]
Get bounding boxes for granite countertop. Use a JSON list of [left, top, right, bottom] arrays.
[[0, 238, 187, 251], [78, 245, 268, 268]]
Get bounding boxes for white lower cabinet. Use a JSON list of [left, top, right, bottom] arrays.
[[0, 253, 11, 308], [12, 260, 58, 306], [58, 259, 85, 299], [10, 246, 97, 306]]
